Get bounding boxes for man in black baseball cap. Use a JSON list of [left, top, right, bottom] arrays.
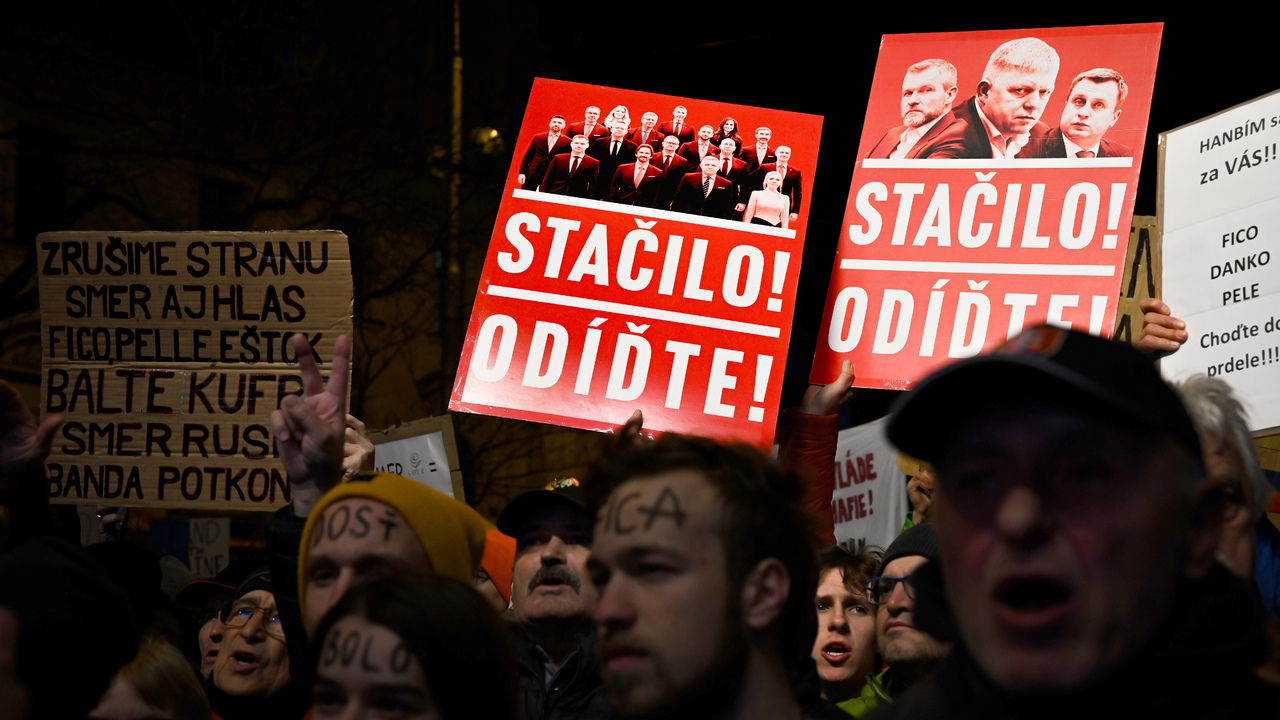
[[877, 325, 1276, 716], [498, 478, 607, 720], [177, 559, 259, 677], [859, 523, 951, 712]]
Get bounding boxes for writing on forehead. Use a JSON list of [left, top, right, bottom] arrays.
[[312, 500, 403, 548], [319, 627, 412, 675], [598, 485, 687, 535]]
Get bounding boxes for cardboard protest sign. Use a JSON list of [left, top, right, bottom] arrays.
[[39, 231, 353, 510], [451, 79, 823, 447], [1159, 90, 1280, 432], [832, 417, 908, 553], [1111, 215, 1160, 345], [812, 24, 1162, 389], [369, 415, 464, 499]]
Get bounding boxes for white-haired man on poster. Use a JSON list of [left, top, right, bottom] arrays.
[[936, 37, 1060, 159]]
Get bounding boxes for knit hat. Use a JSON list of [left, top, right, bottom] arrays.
[[896, 452, 933, 478], [299, 472, 488, 620], [481, 528, 516, 605], [880, 523, 939, 574]]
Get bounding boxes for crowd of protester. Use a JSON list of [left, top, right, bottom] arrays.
[[3, 296, 1280, 720]]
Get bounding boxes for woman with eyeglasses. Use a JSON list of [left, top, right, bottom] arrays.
[[206, 567, 309, 720]]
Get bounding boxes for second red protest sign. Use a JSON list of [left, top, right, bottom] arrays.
[[812, 23, 1162, 389]]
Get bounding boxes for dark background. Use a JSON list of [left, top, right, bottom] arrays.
[[0, 2, 1266, 513]]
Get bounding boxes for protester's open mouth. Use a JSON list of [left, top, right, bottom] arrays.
[[231, 651, 261, 671], [821, 642, 851, 664], [995, 576, 1073, 628]]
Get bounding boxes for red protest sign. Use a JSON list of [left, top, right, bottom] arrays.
[[812, 24, 1161, 389], [451, 79, 823, 447]]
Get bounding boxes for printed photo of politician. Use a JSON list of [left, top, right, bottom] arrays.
[[865, 37, 1135, 161]]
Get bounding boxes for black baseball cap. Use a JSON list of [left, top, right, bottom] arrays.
[[232, 566, 274, 601], [887, 325, 1202, 466], [176, 558, 259, 609], [497, 477, 589, 538]]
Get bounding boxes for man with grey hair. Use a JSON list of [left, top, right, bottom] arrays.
[[1023, 68, 1133, 158], [866, 59, 965, 160], [1176, 374, 1272, 580], [937, 37, 1060, 159], [871, 325, 1276, 716]]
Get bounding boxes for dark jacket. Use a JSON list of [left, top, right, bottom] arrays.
[[778, 408, 838, 545], [866, 562, 1280, 720], [265, 505, 311, 685], [205, 673, 310, 720], [508, 624, 610, 720]]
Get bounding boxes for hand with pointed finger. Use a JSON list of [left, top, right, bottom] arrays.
[[342, 414, 376, 481], [800, 360, 856, 416], [270, 334, 350, 517], [1137, 298, 1188, 358], [0, 380, 62, 491]]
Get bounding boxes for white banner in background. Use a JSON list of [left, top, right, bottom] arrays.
[[1160, 90, 1280, 432], [832, 417, 907, 553], [374, 432, 454, 497]]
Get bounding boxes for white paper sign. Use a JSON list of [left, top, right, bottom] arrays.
[[189, 517, 230, 577], [374, 431, 454, 497], [832, 417, 907, 553], [1160, 90, 1280, 432]]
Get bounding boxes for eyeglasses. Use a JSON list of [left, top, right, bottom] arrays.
[[223, 601, 285, 637], [863, 575, 917, 605]]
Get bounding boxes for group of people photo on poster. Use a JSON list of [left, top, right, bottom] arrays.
[[452, 79, 823, 447], [516, 97, 808, 227]]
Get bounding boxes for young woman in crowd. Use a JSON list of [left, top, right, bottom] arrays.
[[310, 574, 517, 720]]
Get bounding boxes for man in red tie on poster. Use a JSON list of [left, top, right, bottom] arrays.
[[518, 115, 572, 189], [658, 105, 694, 144], [539, 134, 599, 198], [609, 144, 665, 207], [671, 154, 736, 219], [1021, 68, 1133, 159]]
